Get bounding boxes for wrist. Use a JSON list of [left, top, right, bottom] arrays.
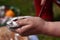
[[40, 21, 49, 34], [36, 19, 47, 34]]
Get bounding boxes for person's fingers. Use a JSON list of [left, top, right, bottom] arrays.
[[15, 24, 32, 35], [16, 20, 27, 27], [16, 18, 32, 26]]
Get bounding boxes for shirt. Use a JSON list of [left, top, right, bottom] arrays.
[[34, 0, 60, 21]]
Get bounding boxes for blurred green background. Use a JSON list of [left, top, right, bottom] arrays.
[[0, 0, 35, 16], [0, 0, 60, 40]]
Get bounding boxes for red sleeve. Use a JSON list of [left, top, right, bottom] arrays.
[[53, 0, 60, 7], [34, 0, 41, 16], [34, 0, 53, 21]]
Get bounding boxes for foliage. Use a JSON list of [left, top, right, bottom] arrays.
[[0, 0, 35, 16]]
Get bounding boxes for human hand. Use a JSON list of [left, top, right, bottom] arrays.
[[13, 16, 46, 36]]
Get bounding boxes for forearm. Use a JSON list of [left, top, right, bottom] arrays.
[[41, 0, 46, 6], [41, 21, 60, 37]]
